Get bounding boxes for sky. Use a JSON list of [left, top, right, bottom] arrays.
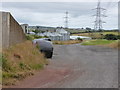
[[0, 1, 118, 30]]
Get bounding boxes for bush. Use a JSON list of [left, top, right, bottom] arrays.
[[26, 34, 48, 40], [117, 35, 120, 39], [104, 34, 118, 40], [33, 35, 43, 39], [77, 37, 83, 41], [1, 54, 12, 72]]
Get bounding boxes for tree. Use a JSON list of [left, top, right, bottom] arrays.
[[33, 29, 40, 35], [86, 27, 91, 30]]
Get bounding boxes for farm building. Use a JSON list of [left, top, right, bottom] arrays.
[[56, 28, 70, 41], [34, 28, 70, 41], [21, 24, 29, 34]]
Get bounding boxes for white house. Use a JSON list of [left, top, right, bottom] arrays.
[[21, 24, 29, 33]]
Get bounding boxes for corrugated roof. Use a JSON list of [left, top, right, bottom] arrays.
[[53, 32, 62, 36], [43, 32, 56, 36], [56, 29, 68, 34]]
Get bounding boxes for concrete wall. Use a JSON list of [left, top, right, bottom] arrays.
[[1, 12, 10, 48], [21, 24, 29, 33], [1, 12, 26, 48]]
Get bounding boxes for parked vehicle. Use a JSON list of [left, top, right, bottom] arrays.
[[33, 39, 53, 58], [42, 38, 52, 41]]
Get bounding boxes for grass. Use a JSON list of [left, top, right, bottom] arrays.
[[53, 40, 82, 45], [105, 40, 119, 49], [81, 39, 119, 49], [102, 32, 119, 35], [65, 28, 85, 34], [72, 31, 119, 39], [26, 34, 48, 40], [81, 39, 117, 45], [72, 31, 119, 36], [2, 41, 48, 85]]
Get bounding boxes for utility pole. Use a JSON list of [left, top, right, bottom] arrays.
[[93, 0, 107, 31], [64, 11, 68, 28]]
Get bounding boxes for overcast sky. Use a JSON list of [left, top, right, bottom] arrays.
[[1, 2, 118, 30]]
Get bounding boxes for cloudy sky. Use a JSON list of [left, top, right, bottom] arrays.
[[1, 1, 118, 30]]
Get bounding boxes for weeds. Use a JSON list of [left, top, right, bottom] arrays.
[[81, 39, 119, 49], [2, 55, 12, 72], [53, 40, 82, 45], [2, 41, 48, 85]]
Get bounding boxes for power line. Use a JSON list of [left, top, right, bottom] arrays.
[[93, 0, 107, 31], [104, 1, 118, 15]]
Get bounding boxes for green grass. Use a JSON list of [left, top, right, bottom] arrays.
[[72, 31, 119, 39], [102, 32, 119, 35], [81, 39, 117, 46], [26, 34, 48, 40]]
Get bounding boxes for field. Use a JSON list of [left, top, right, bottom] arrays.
[[72, 31, 119, 39], [65, 29, 85, 34], [81, 39, 119, 49]]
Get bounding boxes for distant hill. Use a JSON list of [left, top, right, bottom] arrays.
[[28, 26, 119, 34], [28, 26, 56, 32]]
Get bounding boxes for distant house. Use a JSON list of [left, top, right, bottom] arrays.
[[21, 24, 29, 33], [28, 26, 56, 32]]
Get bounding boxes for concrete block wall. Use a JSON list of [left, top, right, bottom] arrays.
[[1, 12, 26, 48]]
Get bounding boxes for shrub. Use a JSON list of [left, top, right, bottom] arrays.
[[33, 35, 43, 39], [26, 34, 48, 40], [77, 37, 83, 41], [117, 35, 120, 39], [1, 54, 12, 72], [104, 34, 118, 40]]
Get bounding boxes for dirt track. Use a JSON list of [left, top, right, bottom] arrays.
[[10, 44, 118, 88]]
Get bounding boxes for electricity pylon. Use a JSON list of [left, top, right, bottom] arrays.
[[64, 11, 68, 28], [92, 0, 107, 39], [93, 0, 107, 31]]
